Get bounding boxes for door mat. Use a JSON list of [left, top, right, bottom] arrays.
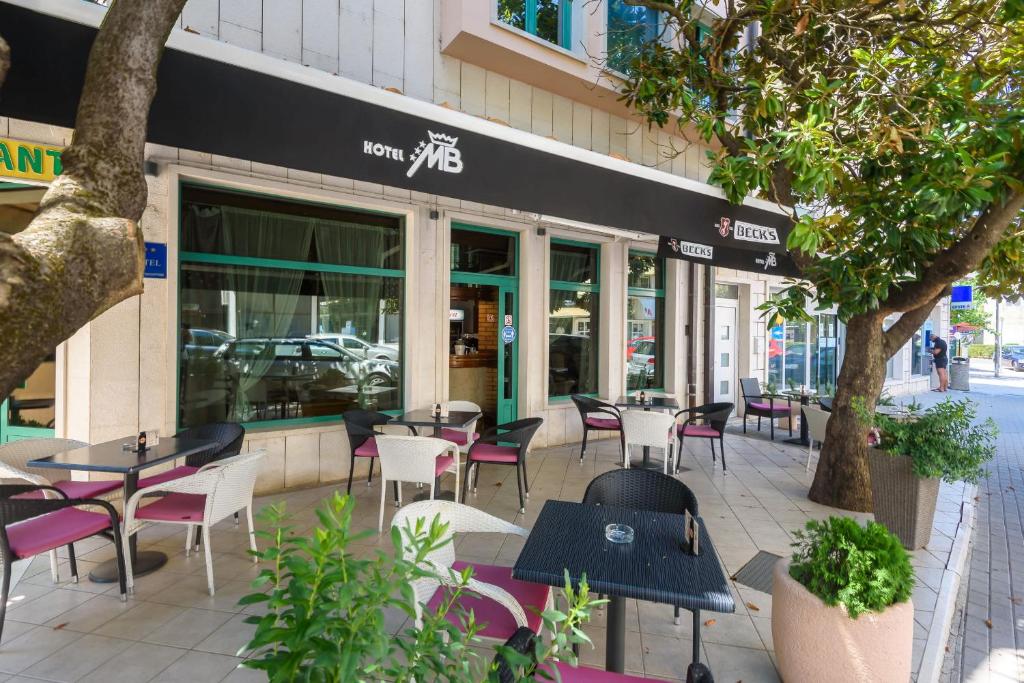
[[731, 550, 783, 595]]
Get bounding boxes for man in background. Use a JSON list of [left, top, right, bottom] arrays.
[[931, 335, 949, 391]]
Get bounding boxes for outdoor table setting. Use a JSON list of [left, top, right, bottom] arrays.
[[388, 407, 481, 501], [778, 388, 817, 446], [614, 394, 680, 469], [513, 499, 735, 674], [27, 435, 217, 582]]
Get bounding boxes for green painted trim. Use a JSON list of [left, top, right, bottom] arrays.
[[241, 415, 342, 432], [560, 1, 572, 48], [548, 392, 598, 403], [451, 272, 518, 287], [0, 398, 54, 443], [627, 287, 665, 297], [551, 237, 599, 249], [550, 281, 600, 293], [525, 0, 537, 34], [180, 251, 405, 278], [451, 222, 519, 239], [451, 222, 520, 277]]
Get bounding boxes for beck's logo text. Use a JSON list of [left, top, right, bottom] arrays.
[[362, 130, 464, 179], [734, 221, 780, 244]]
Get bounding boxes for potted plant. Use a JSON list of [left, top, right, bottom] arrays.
[[772, 517, 916, 683], [867, 398, 995, 549], [239, 493, 599, 681]]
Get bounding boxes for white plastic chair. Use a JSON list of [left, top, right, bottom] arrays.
[[441, 400, 482, 454], [0, 438, 121, 583], [620, 410, 677, 474], [391, 500, 553, 639], [121, 450, 266, 596], [375, 435, 460, 532], [802, 405, 831, 472]]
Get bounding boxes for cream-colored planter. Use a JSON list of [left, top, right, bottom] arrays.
[[771, 560, 913, 683]]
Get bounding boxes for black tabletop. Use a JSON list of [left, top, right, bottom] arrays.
[[513, 500, 735, 613], [389, 409, 481, 429], [26, 437, 217, 474], [614, 396, 680, 410]]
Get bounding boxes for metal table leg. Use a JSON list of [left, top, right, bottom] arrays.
[[692, 608, 701, 664], [90, 470, 168, 583], [606, 595, 626, 673]]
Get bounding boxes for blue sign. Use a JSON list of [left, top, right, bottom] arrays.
[[770, 325, 785, 341], [144, 242, 167, 279], [951, 284, 973, 310], [501, 325, 517, 344]]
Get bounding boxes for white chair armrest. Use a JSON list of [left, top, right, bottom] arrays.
[[0, 461, 48, 487], [123, 469, 221, 534], [434, 569, 529, 629]]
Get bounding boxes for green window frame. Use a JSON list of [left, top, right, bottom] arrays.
[[549, 238, 601, 400], [176, 182, 406, 431], [497, 0, 573, 50], [626, 251, 666, 391], [606, 0, 659, 73]]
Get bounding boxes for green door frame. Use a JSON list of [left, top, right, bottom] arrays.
[[449, 226, 520, 424], [0, 398, 55, 443]]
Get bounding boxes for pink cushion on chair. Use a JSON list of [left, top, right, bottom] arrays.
[[135, 493, 206, 523], [679, 424, 721, 438], [137, 465, 199, 490], [750, 401, 791, 413], [550, 663, 650, 682], [7, 508, 112, 559], [434, 454, 455, 477], [584, 417, 620, 430], [427, 561, 548, 639], [468, 444, 519, 463], [354, 437, 379, 457], [440, 428, 480, 446], [14, 479, 122, 500]]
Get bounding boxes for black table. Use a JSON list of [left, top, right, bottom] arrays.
[[513, 500, 734, 673], [780, 391, 815, 446], [28, 436, 216, 582], [388, 409, 481, 501], [614, 396, 680, 470]]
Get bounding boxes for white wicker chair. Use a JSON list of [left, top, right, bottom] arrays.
[[440, 400, 482, 454], [802, 405, 831, 473], [121, 450, 266, 596], [375, 436, 460, 532], [620, 410, 677, 474], [390, 500, 553, 640], [0, 438, 121, 583]]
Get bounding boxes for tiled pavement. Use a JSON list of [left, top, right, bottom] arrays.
[[933, 361, 1024, 683], [0, 412, 971, 682]]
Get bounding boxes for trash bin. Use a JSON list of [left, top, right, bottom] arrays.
[[950, 357, 970, 391]]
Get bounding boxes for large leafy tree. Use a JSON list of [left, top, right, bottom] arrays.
[[0, 0, 188, 401], [620, 0, 1024, 510]]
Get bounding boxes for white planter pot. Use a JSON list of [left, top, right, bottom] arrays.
[[771, 560, 913, 683]]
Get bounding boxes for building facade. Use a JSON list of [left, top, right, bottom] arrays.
[[0, 0, 945, 493]]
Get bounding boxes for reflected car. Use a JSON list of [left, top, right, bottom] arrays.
[[182, 328, 234, 360], [308, 333, 399, 361], [213, 338, 399, 388], [1000, 345, 1024, 371]]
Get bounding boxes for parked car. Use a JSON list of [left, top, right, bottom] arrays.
[[1000, 344, 1024, 371], [182, 328, 234, 361], [308, 333, 399, 361]]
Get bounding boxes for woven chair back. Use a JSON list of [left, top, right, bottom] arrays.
[[204, 450, 266, 525], [0, 438, 88, 485], [583, 469, 698, 516], [620, 410, 676, 451], [739, 378, 763, 403], [802, 405, 831, 442], [175, 422, 245, 468], [376, 436, 451, 487]]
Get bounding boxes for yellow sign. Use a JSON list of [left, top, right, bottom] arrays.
[[0, 138, 63, 182]]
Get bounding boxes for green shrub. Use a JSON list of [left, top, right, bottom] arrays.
[[240, 493, 600, 681], [875, 398, 996, 484], [789, 517, 914, 619], [967, 344, 995, 359]]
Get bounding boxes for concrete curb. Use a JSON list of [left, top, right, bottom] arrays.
[[918, 483, 977, 683]]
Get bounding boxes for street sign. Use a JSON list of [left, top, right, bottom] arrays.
[[143, 242, 166, 279], [951, 284, 973, 311]]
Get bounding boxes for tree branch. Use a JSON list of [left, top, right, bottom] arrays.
[[882, 290, 947, 357], [0, 0, 188, 401]]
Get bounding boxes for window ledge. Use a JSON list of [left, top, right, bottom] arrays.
[[490, 20, 587, 64]]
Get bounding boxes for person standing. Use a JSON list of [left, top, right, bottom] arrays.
[[931, 335, 949, 391]]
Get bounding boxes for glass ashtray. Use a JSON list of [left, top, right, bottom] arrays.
[[605, 523, 635, 544]]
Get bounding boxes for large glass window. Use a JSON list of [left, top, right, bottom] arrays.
[[626, 252, 665, 390], [451, 227, 516, 275], [178, 186, 403, 427], [498, 0, 572, 49], [607, 0, 658, 73], [549, 241, 600, 397], [768, 299, 840, 391]]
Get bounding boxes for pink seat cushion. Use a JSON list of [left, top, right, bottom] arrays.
[[585, 417, 620, 430], [354, 437, 379, 457], [551, 663, 650, 682], [468, 444, 519, 464], [8, 508, 112, 559], [14, 479, 122, 500], [427, 561, 548, 639], [137, 465, 199, 490], [440, 428, 480, 446], [434, 454, 455, 477], [679, 424, 721, 438], [135, 493, 206, 523], [749, 401, 791, 413]]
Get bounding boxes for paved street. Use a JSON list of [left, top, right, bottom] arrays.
[[923, 360, 1024, 683]]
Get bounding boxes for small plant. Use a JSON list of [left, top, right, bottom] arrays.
[[873, 398, 996, 484], [789, 517, 914, 619], [764, 379, 779, 396], [240, 493, 600, 681], [876, 390, 895, 407], [786, 377, 797, 391]]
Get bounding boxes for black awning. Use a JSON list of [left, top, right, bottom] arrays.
[[0, 1, 799, 277]]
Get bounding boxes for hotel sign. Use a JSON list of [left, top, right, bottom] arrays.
[[0, 138, 63, 182]]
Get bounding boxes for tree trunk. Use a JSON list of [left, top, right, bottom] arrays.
[[808, 311, 888, 511]]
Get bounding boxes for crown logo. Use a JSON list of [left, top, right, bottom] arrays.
[[428, 131, 459, 147]]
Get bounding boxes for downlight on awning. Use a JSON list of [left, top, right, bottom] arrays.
[[0, 0, 799, 277]]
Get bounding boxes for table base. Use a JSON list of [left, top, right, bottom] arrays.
[[628, 458, 666, 471], [413, 490, 456, 502], [90, 550, 167, 583]]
